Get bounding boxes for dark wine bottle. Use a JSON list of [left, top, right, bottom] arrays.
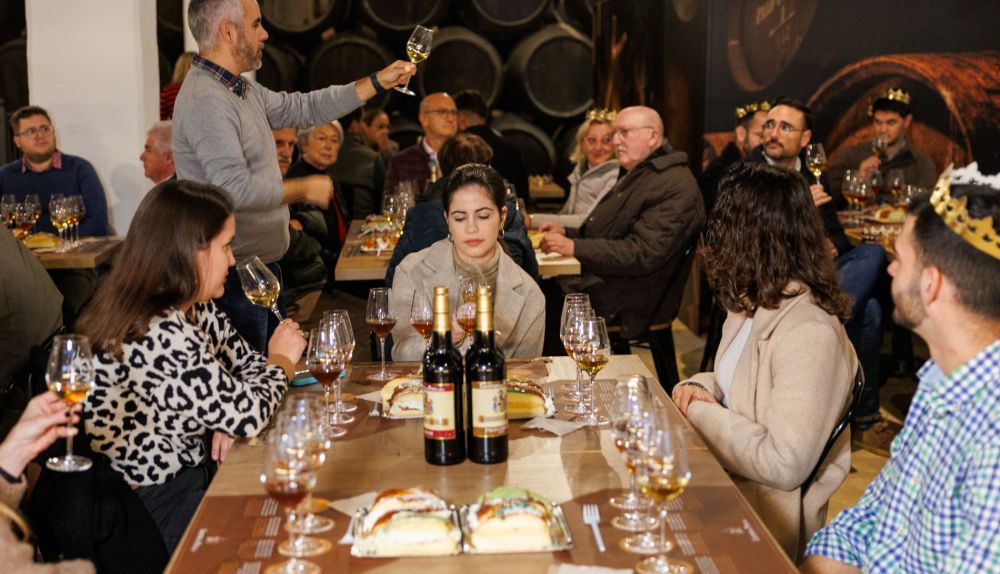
[[465, 286, 508, 464], [423, 286, 465, 465]]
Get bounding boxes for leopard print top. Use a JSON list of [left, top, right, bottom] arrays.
[[85, 302, 287, 487]]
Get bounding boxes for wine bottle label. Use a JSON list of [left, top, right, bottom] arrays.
[[424, 382, 456, 440], [471, 380, 507, 438]]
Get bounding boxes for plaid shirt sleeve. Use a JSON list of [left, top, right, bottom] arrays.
[[943, 442, 1000, 573], [804, 462, 889, 567]]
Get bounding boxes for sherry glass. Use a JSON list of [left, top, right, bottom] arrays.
[[618, 412, 665, 555], [560, 294, 591, 393], [366, 287, 397, 381], [396, 25, 433, 96], [871, 135, 888, 158], [306, 328, 349, 438], [281, 397, 335, 538], [24, 194, 41, 228], [455, 275, 481, 341], [49, 195, 67, 250], [610, 376, 653, 510], [0, 194, 15, 229], [805, 143, 826, 179], [13, 203, 33, 239], [561, 301, 594, 413], [843, 181, 874, 227], [260, 427, 322, 574], [237, 256, 283, 320], [322, 310, 357, 413], [45, 335, 96, 472], [635, 424, 693, 574], [574, 317, 611, 426], [65, 195, 83, 246], [411, 289, 433, 347], [887, 169, 906, 204]]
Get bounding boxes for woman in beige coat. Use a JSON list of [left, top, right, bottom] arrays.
[[673, 162, 857, 559], [390, 164, 544, 360]]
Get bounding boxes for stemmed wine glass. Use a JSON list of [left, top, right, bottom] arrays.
[[261, 425, 322, 574], [574, 316, 611, 426], [871, 135, 888, 158], [843, 181, 875, 227], [887, 169, 906, 204], [617, 410, 664, 554], [410, 289, 433, 347], [805, 143, 826, 180], [282, 396, 336, 540], [24, 194, 41, 227], [45, 335, 96, 472], [68, 195, 85, 246], [238, 256, 283, 320], [454, 275, 482, 345], [366, 287, 397, 381], [306, 328, 349, 438], [13, 203, 33, 239], [561, 301, 594, 414], [396, 25, 433, 96], [610, 376, 653, 509], [0, 194, 15, 230], [635, 423, 693, 574], [323, 310, 357, 413], [49, 195, 67, 250]]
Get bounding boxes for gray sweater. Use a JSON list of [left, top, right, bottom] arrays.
[[173, 66, 362, 262]]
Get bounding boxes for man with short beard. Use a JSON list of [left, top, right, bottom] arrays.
[[173, 0, 414, 351], [0, 105, 108, 236], [802, 164, 1000, 574]]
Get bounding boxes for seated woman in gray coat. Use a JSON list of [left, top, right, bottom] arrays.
[[672, 162, 857, 560], [390, 164, 545, 360]]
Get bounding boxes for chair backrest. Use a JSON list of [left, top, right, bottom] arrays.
[[801, 366, 865, 497], [642, 237, 699, 333]]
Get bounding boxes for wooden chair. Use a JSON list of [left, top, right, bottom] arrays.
[[801, 366, 865, 497]]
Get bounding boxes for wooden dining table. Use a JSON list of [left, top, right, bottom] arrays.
[[165, 356, 797, 574], [31, 236, 124, 269], [335, 220, 581, 281]]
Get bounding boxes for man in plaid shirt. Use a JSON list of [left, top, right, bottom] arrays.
[[802, 166, 1000, 573]]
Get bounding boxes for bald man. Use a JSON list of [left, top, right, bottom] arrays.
[[539, 106, 705, 389], [383, 92, 457, 200]]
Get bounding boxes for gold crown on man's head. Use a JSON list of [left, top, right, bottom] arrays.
[[586, 108, 618, 122], [875, 87, 911, 105], [930, 163, 1000, 261], [735, 101, 772, 120]]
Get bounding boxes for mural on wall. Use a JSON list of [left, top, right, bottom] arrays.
[[703, 0, 1000, 173]]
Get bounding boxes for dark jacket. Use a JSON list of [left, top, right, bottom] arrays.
[[385, 181, 538, 287], [329, 133, 385, 219], [384, 142, 432, 199], [826, 141, 938, 208], [699, 140, 743, 213], [465, 124, 530, 200], [747, 147, 852, 257], [565, 144, 705, 338]]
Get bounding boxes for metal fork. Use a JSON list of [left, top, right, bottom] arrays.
[[582, 504, 606, 552], [338, 513, 358, 545]]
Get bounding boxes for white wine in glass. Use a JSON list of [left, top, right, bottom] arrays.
[[237, 256, 283, 320], [46, 335, 96, 472], [396, 25, 433, 96], [805, 143, 827, 179]]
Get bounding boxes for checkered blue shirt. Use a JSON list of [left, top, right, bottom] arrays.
[[805, 339, 1000, 572], [191, 55, 248, 99]]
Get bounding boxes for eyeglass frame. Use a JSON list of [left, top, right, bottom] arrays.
[[612, 125, 654, 139], [15, 125, 55, 138], [423, 108, 458, 117], [761, 120, 804, 135]]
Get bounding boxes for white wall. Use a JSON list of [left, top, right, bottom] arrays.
[[26, 0, 159, 234]]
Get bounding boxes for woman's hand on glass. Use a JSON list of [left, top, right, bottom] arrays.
[[671, 383, 718, 417], [269, 318, 307, 364], [0, 393, 79, 478]]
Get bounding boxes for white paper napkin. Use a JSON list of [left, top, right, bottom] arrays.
[[521, 417, 587, 436], [356, 390, 382, 403], [547, 565, 632, 574], [329, 491, 377, 517]]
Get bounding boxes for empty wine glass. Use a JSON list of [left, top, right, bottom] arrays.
[[411, 289, 433, 347], [560, 294, 591, 392], [322, 310, 357, 413], [635, 422, 693, 574], [574, 317, 611, 426], [366, 288, 397, 381], [396, 25, 433, 96], [260, 426, 322, 573], [0, 194, 16, 229], [237, 256, 283, 320], [611, 376, 653, 510], [805, 143, 826, 179], [45, 335, 96, 472]]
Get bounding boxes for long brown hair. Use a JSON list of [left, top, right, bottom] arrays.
[[701, 162, 851, 321], [77, 180, 234, 356]]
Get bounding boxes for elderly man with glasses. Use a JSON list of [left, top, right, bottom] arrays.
[[384, 92, 458, 200]]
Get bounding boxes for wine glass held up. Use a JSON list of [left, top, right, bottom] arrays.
[[805, 143, 826, 179], [366, 287, 397, 381], [45, 335, 96, 472], [395, 25, 433, 96], [238, 256, 283, 320]]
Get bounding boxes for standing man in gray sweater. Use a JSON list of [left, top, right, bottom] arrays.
[[173, 0, 414, 351]]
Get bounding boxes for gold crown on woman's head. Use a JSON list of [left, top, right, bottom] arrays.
[[931, 163, 1000, 260], [735, 100, 771, 120], [876, 87, 911, 105], [586, 108, 617, 122]]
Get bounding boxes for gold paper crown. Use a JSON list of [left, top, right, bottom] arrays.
[[735, 100, 772, 121], [875, 87, 911, 105], [930, 163, 1000, 261], [586, 108, 617, 122]]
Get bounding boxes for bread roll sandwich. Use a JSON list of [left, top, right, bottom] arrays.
[[381, 376, 424, 418], [467, 486, 553, 552], [506, 378, 555, 419], [355, 487, 460, 556]]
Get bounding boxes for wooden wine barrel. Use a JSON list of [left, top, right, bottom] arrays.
[[258, 43, 304, 93], [307, 33, 394, 109], [505, 24, 593, 119], [552, 0, 595, 37], [415, 27, 503, 107], [389, 115, 423, 151], [0, 0, 25, 45], [0, 37, 27, 115], [358, 0, 449, 41], [726, 0, 820, 92], [492, 112, 556, 176], [461, 0, 548, 37], [260, 0, 351, 39], [808, 51, 1000, 173]]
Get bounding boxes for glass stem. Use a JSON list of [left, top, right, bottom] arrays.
[[287, 508, 299, 551], [379, 337, 387, 375], [589, 374, 597, 418], [659, 506, 668, 560], [324, 384, 332, 419], [629, 466, 639, 500], [575, 366, 583, 399], [271, 306, 283, 321], [66, 418, 74, 458], [333, 376, 343, 413]]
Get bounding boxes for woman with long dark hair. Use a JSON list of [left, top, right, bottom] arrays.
[[77, 180, 306, 552], [672, 162, 857, 559]]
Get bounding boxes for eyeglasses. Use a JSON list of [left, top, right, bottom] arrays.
[[612, 126, 653, 139], [424, 109, 458, 117], [16, 125, 55, 138], [761, 120, 803, 134]]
